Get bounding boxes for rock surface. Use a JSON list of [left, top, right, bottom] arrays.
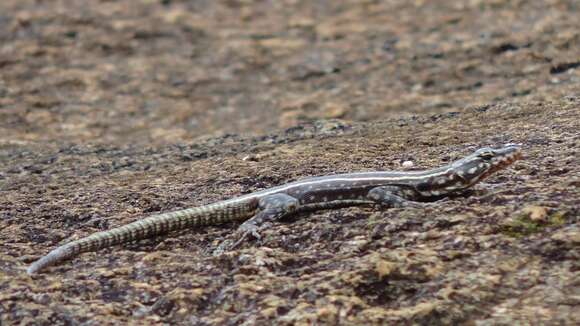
[[0, 0, 578, 325]]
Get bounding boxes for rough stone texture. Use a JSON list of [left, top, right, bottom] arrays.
[[0, 0, 578, 325]]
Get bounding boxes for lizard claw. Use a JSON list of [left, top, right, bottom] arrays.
[[212, 222, 269, 255], [239, 222, 263, 240]]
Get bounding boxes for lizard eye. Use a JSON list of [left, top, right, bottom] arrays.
[[475, 148, 495, 160]]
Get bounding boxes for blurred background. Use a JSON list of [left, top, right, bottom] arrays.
[[0, 0, 578, 146]]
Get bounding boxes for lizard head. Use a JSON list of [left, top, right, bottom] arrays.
[[416, 144, 522, 197], [449, 143, 523, 187]]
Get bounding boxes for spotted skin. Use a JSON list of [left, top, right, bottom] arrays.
[[27, 144, 522, 274]]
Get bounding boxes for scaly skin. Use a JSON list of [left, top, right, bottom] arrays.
[[27, 200, 258, 274], [28, 144, 522, 274]]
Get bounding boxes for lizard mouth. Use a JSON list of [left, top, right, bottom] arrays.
[[481, 146, 523, 179], [496, 146, 523, 166]]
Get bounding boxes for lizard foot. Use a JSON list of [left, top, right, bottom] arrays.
[[212, 222, 271, 256]]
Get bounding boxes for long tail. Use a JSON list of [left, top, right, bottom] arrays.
[[28, 200, 257, 274]]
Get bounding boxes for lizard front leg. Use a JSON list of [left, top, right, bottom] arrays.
[[214, 193, 299, 253], [367, 186, 423, 208]]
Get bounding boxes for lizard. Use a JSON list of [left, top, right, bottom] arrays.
[[27, 144, 522, 274]]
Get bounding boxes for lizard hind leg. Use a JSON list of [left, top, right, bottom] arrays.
[[214, 193, 299, 253]]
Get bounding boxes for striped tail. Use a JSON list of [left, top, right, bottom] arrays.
[[27, 200, 257, 274]]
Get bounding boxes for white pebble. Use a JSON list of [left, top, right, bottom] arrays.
[[402, 160, 414, 168]]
